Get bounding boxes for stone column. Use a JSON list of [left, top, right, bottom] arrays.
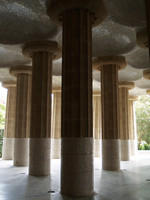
[[147, 89, 150, 95], [51, 88, 61, 159], [119, 82, 134, 161], [9, 66, 32, 166], [2, 81, 16, 160], [93, 91, 101, 157], [129, 96, 138, 156], [145, 0, 150, 53], [93, 56, 126, 171], [47, 0, 107, 196], [23, 41, 61, 176]]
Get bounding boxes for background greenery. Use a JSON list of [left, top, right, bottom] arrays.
[[135, 95, 150, 150], [0, 102, 5, 157]]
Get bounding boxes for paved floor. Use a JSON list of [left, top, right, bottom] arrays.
[[0, 151, 150, 200]]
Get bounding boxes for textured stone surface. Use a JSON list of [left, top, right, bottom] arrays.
[[120, 140, 130, 161], [61, 138, 93, 196], [130, 140, 137, 155], [13, 138, 29, 166], [102, 139, 120, 171], [135, 77, 150, 89], [2, 138, 14, 160], [30, 138, 51, 176], [94, 139, 101, 157], [51, 139, 61, 159]]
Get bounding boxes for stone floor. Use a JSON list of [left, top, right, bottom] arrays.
[[0, 151, 150, 200]]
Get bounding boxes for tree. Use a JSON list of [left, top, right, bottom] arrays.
[[135, 95, 150, 148], [0, 102, 5, 129]]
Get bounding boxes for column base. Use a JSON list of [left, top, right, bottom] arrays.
[[51, 138, 61, 159], [29, 138, 51, 176], [102, 139, 120, 171], [2, 138, 14, 160], [121, 140, 130, 161], [13, 138, 29, 166], [130, 140, 137, 155], [61, 138, 94, 196], [94, 139, 101, 157]]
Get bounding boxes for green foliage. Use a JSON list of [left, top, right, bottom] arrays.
[[135, 95, 150, 149], [0, 102, 6, 129], [0, 129, 4, 157]]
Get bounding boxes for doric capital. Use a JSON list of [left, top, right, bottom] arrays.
[[129, 96, 138, 101], [93, 55, 127, 71], [119, 81, 135, 90], [22, 41, 61, 60], [46, 0, 107, 27], [9, 66, 32, 77], [2, 80, 16, 88], [93, 90, 101, 96], [146, 89, 150, 95], [136, 28, 148, 49], [143, 69, 150, 80], [52, 87, 61, 93]]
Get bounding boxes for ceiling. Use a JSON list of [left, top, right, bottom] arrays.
[[0, 0, 149, 96]]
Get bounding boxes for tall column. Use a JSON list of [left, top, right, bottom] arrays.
[[93, 56, 127, 171], [119, 82, 134, 161], [147, 90, 150, 95], [10, 66, 32, 166], [51, 88, 61, 159], [2, 81, 16, 160], [47, 0, 107, 196], [23, 41, 61, 176], [129, 96, 138, 156], [145, 0, 150, 55], [93, 91, 101, 157]]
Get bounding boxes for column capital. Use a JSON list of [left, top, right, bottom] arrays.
[[93, 55, 127, 71], [119, 81, 135, 90], [146, 89, 150, 95], [22, 40, 61, 60], [52, 87, 61, 93], [136, 28, 148, 49], [2, 80, 16, 88], [46, 0, 107, 27], [129, 96, 138, 101], [9, 66, 32, 77], [143, 69, 150, 80], [93, 90, 101, 96]]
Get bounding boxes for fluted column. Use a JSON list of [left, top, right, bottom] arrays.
[[9, 66, 32, 166], [145, 0, 150, 54], [2, 81, 16, 160], [93, 56, 127, 171], [47, 0, 107, 196], [129, 96, 138, 155], [23, 41, 61, 176], [51, 88, 61, 159], [93, 92, 101, 157], [119, 82, 134, 161]]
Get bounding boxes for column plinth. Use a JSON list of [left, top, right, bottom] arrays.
[[46, 0, 107, 196], [51, 89, 61, 159], [119, 82, 134, 161], [129, 96, 138, 156], [10, 66, 32, 166], [2, 81, 16, 160], [23, 41, 61, 176], [93, 55, 126, 171], [93, 92, 101, 157]]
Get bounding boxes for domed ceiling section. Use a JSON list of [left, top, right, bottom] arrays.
[[104, 0, 146, 27], [0, 44, 31, 68], [126, 48, 149, 69], [0, 0, 59, 44], [129, 87, 146, 96], [0, 68, 15, 82], [92, 20, 136, 57], [135, 77, 150, 89], [53, 58, 62, 76]]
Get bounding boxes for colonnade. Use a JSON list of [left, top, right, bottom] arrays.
[[1, 0, 144, 197]]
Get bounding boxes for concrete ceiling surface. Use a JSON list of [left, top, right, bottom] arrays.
[[0, 0, 149, 96]]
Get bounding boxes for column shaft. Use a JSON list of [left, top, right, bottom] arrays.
[[14, 74, 31, 166], [51, 91, 61, 159], [101, 65, 120, 171], [129, 99, 137, 155], [61, 10, 93, 196], [29, 52, 52, 175], [119, 87, 130, 161], [2, 85, 16, 160], [93, 94, 101, 157]]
